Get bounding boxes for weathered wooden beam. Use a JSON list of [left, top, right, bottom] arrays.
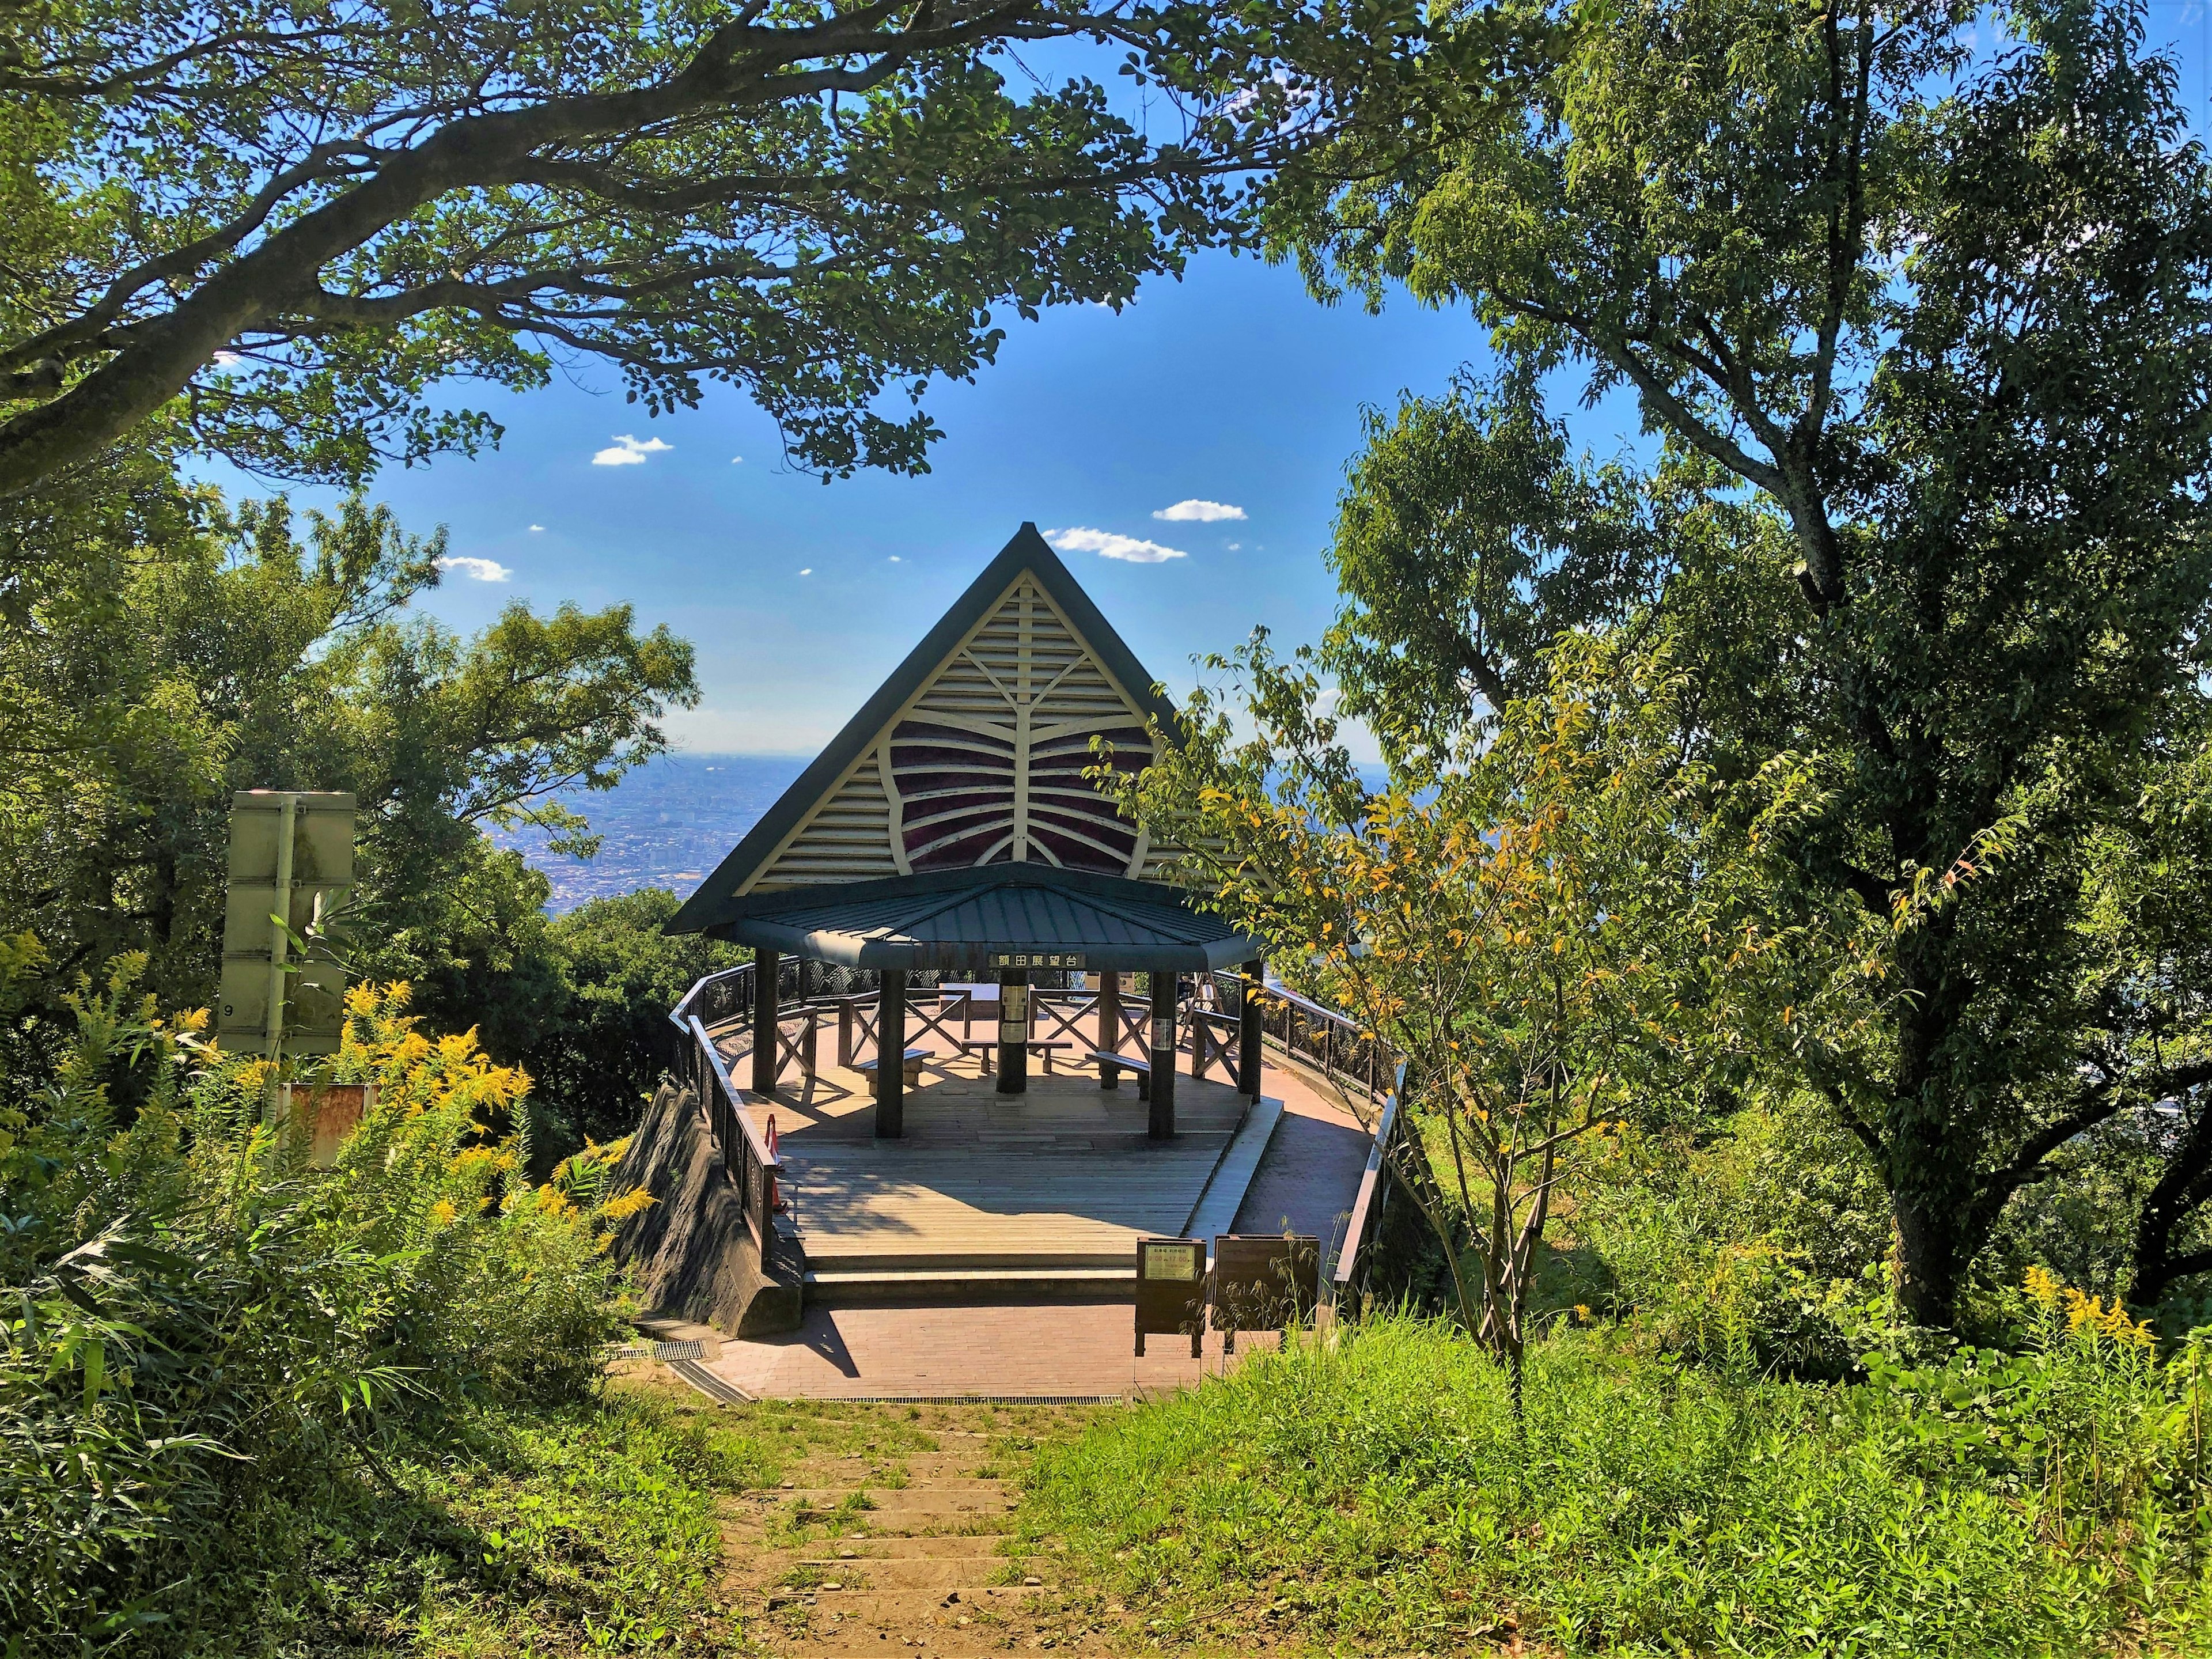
[[751, 946, 780, 1095], [1097, 969, 1122, 1087], [997, 966, 1029, 1096], [1149, 969, 1177, 1138], [876, 969, 907, 1139], [1240, 958, 1265, 1103]]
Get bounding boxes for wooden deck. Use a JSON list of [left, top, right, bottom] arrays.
[[715, 1031, 1267, 1297]]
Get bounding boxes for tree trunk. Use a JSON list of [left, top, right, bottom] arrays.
[[1891, 1187, 1965, 1328], [2131, 1102, 2212, 1310]]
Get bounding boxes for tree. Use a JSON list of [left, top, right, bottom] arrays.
[[1111, 631, 1749, 1402], [530, 887, 748, 1152], [0, 472, 697, 1038], [2071, 736, 2212, 1310], [1273, 0, 2212, 1325], [0, 0, 1324, 498]]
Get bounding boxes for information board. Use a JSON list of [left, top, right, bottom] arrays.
[[216, 790, 356, 1055], [1134, 1236, 1206, 1358]]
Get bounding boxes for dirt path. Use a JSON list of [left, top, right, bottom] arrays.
[[702, 1397, 1141, 1657]]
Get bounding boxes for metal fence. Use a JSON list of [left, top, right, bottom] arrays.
[[1207, 971, 1408, 1308]]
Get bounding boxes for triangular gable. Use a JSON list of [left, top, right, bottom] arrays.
[[671, 525, 1179, 934]]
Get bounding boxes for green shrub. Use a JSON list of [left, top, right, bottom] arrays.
[[0, 965, 652, 1652], [1018, 1316, 2212, 1656]]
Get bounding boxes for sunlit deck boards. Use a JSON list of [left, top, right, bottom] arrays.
[[711, 1033, 1255, 1286]]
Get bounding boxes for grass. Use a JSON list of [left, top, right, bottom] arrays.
[[252, 1375, 955, 1654], [305, 1385, 767, 1654], [1012, 1317, 2212, 1657]]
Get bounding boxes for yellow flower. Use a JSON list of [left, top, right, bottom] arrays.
[[2024, 1264, 2061, 1309], [1573, 1304, 1591, 1323], [429, 1199, 457, 1227], [599, 1185, 657, 1223]]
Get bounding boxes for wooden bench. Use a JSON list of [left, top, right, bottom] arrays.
[[957, 1037, 1077, 1075], [1089, 1048, 1152, 1100], [855, 1047, 929, 1086]]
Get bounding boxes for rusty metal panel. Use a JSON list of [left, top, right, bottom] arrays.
[[1211, 1234, 1321, 1353]]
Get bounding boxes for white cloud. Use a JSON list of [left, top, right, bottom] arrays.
[[528, 524, 545, 533], [438, 555, 512, 582], [211, 350, 244, 367], [798, 567, 813, 575], [888, 555, 902, 562], [730, 455, 743, 464], [1046, 527, 1188, 565], [1153, 499, 1247, 523], [1226, 541, 1243, 551], [592, 433, 672, 466]]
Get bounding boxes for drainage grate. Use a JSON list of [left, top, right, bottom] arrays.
[[811, 1394, 1126, 1406], [669, 1358, 753, 1406], [651, 1338, 705, 1362]]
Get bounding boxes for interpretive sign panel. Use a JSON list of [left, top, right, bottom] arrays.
[[217, 790, 356, 1055], [1134, 1237, 1206, 1358]]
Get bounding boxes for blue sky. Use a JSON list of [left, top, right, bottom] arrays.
[[228, 249, 1489, 762], [202, 5, 2212, 765]]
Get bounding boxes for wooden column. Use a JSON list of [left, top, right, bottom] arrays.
[[996, 966, 1029, 1096], [1149, 969, 1178, 1138], [751, 945, 780, 1096], [1097, 969, 1122, 1087], [1240, 958, 1266, 1102], [875, 970, 907, 1139]]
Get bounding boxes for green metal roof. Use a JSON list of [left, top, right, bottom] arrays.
[[699, 865, 1260, 972]]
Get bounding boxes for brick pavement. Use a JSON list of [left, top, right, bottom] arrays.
[[702, 1059, 1374, 1400]]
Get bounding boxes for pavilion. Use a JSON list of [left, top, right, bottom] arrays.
[[668, 523, 1268, 1143]]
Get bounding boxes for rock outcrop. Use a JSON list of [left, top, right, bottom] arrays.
[[613, 1080, 804, 1336]]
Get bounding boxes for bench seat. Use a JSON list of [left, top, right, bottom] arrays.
[[855, 1047, 929, 1085], [1088, 1048, 1152, 1099], [957, 1037, 1077, 1074]]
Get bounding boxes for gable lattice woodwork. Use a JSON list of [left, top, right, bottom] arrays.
[[749, 573, 1155, 891]]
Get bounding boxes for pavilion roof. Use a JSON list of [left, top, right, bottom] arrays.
[[670, 522, 1206, 943], [696, 865, 1259, 972]]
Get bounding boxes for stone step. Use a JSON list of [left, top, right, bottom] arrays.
[[767, 1491, 1014, 1525], [778, 1480, 1006, 1502], [804, 1533, 1012, 1559], [802, 1266, 1132, 1304], [792, 1558, 1048, 1592], [799, 1582, 1046, 1623]]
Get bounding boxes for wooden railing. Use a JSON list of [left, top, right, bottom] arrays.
[[668, 960, 1411, 1302], [667, 964, 782, 1268]]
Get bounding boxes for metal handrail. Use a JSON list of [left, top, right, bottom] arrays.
[[1204, 969, 1408, 1306], [1331, 1062, 1408, 1296]]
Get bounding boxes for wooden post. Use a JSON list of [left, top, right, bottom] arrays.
[[1149, 969, 1177, 1138], [837, 999, 854, 1067], [751, 946, 780, 1096], [1240, 958, 1265, 1103], [876, 970, 907, 1138], [1097, 969, 1122, 1087], [997, 965, 1029, 1096]]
